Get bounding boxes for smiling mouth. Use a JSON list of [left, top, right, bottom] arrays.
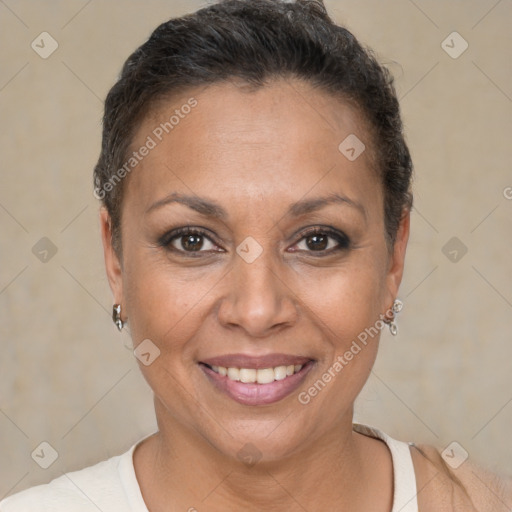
[[198, 358, 315, 405]]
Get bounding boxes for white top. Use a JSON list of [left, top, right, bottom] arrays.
[[0, 423, 418, 511]]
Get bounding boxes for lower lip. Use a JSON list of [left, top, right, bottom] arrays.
[[199, 362, 314, 406]]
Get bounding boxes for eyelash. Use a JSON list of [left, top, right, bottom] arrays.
[[158, 226, 351, 257]]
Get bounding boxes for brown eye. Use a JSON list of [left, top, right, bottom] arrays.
[[179, 233, 205, 252], [305, 233, 329, 251], [160, 228, 219, 253], [293, 228, 350, 254]]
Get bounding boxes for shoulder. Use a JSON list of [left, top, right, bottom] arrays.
[[0, 452, 127, 512], [410, 442, 512, 512]]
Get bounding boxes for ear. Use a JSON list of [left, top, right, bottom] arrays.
[[99, 207, 124, 305], [384, 210, 410, 307]]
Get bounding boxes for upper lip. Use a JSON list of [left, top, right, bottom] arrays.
[[200, 353, 313, 369]]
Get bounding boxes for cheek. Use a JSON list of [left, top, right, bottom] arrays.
[[292, 263, 386, 424], [123, 249, 225, 354], [293, 256, 388, 343], [290, 255, 387, 396], [122, 256, 225, 419]]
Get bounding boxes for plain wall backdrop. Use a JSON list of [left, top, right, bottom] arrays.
[[1, 0, 511, 499]]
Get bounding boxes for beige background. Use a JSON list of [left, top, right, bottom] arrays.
[[1, 0, 511, 499]]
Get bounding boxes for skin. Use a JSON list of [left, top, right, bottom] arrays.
[[100, 78, 410, 511]]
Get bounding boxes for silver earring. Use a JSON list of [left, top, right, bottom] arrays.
[[387, 299, 403, 336], [112, 304, 124, 331]]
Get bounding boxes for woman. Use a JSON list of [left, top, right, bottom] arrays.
[[1, 0, 510, 510]]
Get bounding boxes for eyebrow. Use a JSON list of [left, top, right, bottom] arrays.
[[145, 191, 366, 220], [146, 192, 229, 219], [288, 193, 366, 219]]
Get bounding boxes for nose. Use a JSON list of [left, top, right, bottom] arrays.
[[216, 244, 299, 338]]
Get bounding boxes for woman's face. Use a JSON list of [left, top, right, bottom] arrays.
[[101, 79, 409, 462]]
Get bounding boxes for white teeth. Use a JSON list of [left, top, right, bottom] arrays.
[[239, 368, 257, 383], [210, 363, 305, 383], [256, 368, 275, 384], [274, 366, 287, 381], [227, 367, 240, 381]]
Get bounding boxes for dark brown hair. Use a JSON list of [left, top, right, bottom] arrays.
[[93, 0, 413, 252]]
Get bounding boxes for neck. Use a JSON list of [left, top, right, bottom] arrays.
[[134, 398, 392, 511]]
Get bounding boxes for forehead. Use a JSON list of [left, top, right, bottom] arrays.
[[124, 79, 381, 218]]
